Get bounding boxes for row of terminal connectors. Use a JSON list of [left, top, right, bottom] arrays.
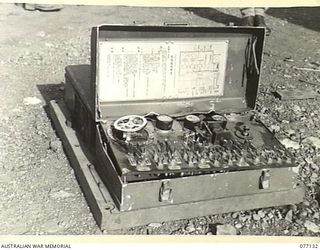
[[125, 138, 293, 172]]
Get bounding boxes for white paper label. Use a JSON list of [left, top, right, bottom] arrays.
[[98, 40, 228, 102]]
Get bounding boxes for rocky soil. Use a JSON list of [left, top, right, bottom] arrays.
[[0, 4, 319, 236]]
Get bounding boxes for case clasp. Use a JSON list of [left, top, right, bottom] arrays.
[[159, 180, 173, 202], [259, 169, 270, 189]]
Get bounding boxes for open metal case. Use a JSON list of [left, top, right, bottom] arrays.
[[51, 24, 304, 231]]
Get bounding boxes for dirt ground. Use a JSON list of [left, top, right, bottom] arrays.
[[0, 3, 319, 236]]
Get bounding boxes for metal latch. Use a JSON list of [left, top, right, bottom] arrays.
[[159, 180, 173, 202], [259, 169, 270, 189]]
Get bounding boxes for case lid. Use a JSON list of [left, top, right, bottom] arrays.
[[91, 25, 265, 121]]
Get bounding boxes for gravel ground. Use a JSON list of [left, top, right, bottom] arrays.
[[0, 3, 319, 236]]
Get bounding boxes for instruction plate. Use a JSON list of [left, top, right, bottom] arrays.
[[98, 39, 229, 102]]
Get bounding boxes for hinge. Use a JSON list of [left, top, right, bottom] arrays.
[[245, 36, 260, 76]]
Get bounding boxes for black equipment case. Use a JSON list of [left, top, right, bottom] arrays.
[[50, 24, 304, 230]]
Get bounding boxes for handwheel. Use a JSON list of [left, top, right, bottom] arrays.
[[113, 115, 147, 133]]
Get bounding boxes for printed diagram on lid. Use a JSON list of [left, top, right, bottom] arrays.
[[98, 40, 228, 102]]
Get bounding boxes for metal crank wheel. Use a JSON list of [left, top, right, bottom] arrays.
[[113, 115, 148, 133]]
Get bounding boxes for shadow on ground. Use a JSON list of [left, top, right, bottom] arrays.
[[185, 7, 320, 33], [37, 83, 64, 104], [267, 7, 320, 32], [37, 83, 65, 115], [184, 8, 242, 26]]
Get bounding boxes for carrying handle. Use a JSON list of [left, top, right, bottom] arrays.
[[163, 22, 189, 26], [132, 21, 189, 26]]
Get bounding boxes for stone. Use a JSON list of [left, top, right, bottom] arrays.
[[306, 208, 313, 214], [36, 31, 46, 37], [286, 129, 295, 135], [11, 108, 21, 113], [232, 212, 239, 219], [49, 140, 61, 152], [304, 221, 320, 233], [280, 138, 300, 149], [5, 222, 29, 235], [305, 137, 320, 149], [292, 105, 301, 112], [49, 190, 75, 199], [0, 174, 13, 183], [253, 214, 261, 221], [275, 211, 283, 219], [258, 210, 266, 218], [292, 231, 299, 236], [285, 210, 293, 222], [45, 42, 54, 47], [261, 222, 269, 230], [41, 221, 62, 234], [235, 224, 242, 229], [310, 163, 319, 171], [260, 107, 268, 114], [72, 51, 80, 57], [270, 125, 281, 133], [268, 212, 274, 219], [23, 97, 42, 105], [239, 215, 247, 222], [215, 224, 237, 235], [299, 211, 308, 218], [148, 223, 162, 228], [185, 222, 195, 233], [284, 57, 294, 62], [313, 212, 319, 220], [305, 157, 313, 164]]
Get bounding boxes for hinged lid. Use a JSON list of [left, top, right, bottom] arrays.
[[91, 24, 265, 121]]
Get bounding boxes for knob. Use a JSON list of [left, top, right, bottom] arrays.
[[156, 115, 173, 130], [184, 115, 201, 130], [242, 125, 250, 136], [209, 114, 227, 130]]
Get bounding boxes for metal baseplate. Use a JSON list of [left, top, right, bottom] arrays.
[[49, 100, 304, 232]]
